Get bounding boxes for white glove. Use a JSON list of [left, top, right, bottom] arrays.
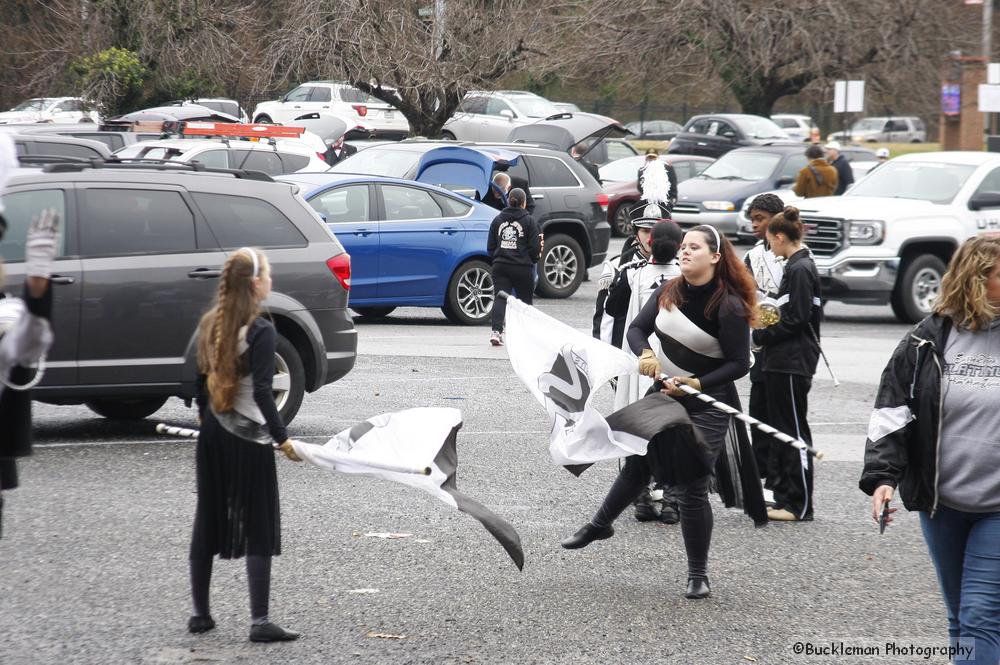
[[24, 209, 60, 280]]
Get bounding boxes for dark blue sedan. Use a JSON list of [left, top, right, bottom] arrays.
[[278, 172, 499, 324]]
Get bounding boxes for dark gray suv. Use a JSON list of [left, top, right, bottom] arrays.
[[1, 162, 357, 423], [331, 140, 611, 298]]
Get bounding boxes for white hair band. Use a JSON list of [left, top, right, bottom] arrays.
[[238, 247, 259, 278], [699, 225, 721, 252]]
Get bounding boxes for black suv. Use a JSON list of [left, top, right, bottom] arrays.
[[2, 161, 357, 423], [331, 140, 611, 298], [668, 114, 797, 159]]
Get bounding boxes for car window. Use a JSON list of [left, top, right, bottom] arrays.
[[70, 133, 122, 151], [309, 185, 371, 223], [310, 87, 332, 103], [525, 155, 579, 187], [191, 149, 229, 168], [339, 87, 379, 104], [780, 154, 809, 178], [233, 149, 285, 175], [461, 96, 488, 115], [705, 121, 720, 136], [285, 86, 312, 103], [686, 119, 710, 134], [278, 152, 310, 172], [885, 119, 905, 132], [0, 189, 67, 262], [486, 97, 513, 116], [773, 118, 793, 128], [847, 162, 976, 204], [330, 147, 421, 177], [974, 167, 1000, 196], [80, 189, 197, 256], [699, 151, 782, 181], [433, 192, 472, 217], [671, 160, 692, 180], [381, 185, 443, 220], [606, 141, 636, 161], [193, 193, 307, 248], [29, 141, 102, 159], [54, 100, 82, 112], [715, 121, 735, 137], [507, 160, 530, 186]]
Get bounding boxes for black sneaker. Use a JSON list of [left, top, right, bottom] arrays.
[[658, 502, 680, 525], [250, 622, 301, 642], [188, 615, 215, 634], [560, 523, 614, 549], [634, 502, 659, 522]]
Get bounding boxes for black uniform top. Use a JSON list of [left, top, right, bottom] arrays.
[[487, 207, 541, 267], [831, 154, 854, 195], [752, 248, 822, 376]]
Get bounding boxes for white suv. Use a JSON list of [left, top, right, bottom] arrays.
[[252, 81, 409, 139], [442, 91, 561, 142], [0, 97, 99, 125], [770, 114, 817, 142], [114, 138, 328, 175]]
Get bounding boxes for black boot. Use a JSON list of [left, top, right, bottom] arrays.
[[560, 523, 614, 549], [250, 622, 301, 642], [684, 576, 711, 600]]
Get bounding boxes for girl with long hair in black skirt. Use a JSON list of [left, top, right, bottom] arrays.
[[187, 247, 302, 642], [561, 225, 757, 600]]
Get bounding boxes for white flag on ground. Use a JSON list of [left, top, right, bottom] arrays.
[[505, 296, 693, 468], [289, 408, 524, 570]]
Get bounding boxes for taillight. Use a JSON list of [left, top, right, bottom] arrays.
[[352, 104, 368, 117], [326, 254, 351, 291], [596, 193, 609, 213], [317, 151, 327, 162]]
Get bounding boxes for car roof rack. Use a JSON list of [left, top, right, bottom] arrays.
[[17, 154, 102, 165], [40, 158, 275, 181]]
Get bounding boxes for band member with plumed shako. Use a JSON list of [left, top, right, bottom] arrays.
[[752, 207, 822, 522], [561, 224, 757, 600]]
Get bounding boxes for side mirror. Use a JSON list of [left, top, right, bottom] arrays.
[[775, 175, 795, 188], [722, 130, 736, 140], [968, 191, 1000, 211], [499, 109, 515, 121]]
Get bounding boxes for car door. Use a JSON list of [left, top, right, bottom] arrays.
[[0, 185, 81, 387], [684, 118, 715, 156], [448, 96, 488, 140], [481, 97, 517, 141], [75, 185, 226, 385], [273, 85, 314, 124], [306, 183, 379, 301], [376, 183, 463, 301]]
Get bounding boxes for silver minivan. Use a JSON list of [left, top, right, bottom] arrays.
[[829, 116, 926, 143]]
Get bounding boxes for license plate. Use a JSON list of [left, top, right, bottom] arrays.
[[385, 110, 393, 119]]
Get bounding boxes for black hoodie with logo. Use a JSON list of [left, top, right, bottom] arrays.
[[487, 206, 541, 267]]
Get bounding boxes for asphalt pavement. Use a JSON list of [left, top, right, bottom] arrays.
[[1, 239, 956, 664]]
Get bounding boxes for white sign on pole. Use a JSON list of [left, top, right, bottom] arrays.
[[989, 63, 1000, 85], [979, 84, 1000, 112], [834, 80, 865, 113]]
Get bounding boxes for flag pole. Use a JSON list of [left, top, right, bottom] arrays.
[[656, 380, 826, 460], [155, 423, 432, 475]]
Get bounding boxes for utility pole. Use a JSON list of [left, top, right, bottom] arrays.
[[985, 0, 995, 133]]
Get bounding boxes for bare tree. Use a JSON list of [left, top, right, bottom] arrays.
[[260, 0, 615, 137]]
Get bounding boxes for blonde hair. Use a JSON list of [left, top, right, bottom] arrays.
[[196, 248, 268, 413], [934, 236, 1000, 330]]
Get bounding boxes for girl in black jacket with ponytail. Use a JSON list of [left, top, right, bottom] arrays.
[[751, 206, 822, 522]]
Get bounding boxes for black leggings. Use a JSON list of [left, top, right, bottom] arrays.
[[591, 457, 714, 579], [190, 555, 272, 622], [490, 262, 534, 331]]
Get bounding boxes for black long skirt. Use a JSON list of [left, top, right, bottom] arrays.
[[190, 410, 281, 559]]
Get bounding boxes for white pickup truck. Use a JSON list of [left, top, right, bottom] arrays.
[[740, 152, 1000, 322]]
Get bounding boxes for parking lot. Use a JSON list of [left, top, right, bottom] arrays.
[[1, 239, 959, 665]]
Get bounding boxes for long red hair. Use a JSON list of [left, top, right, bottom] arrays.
[[658, 226, 757, 322]]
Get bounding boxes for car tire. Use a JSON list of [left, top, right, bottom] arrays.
[[442, 260, 494, 325], [85, 396, 168, 420], [441, 131, 457, 141], [273, 333, 305, 425], [612, 204, 633, 237], [891, 254, 946, 323], [254, 114, 274, 124], [351, 306, 396, 319], [536, 234, 585, 299]]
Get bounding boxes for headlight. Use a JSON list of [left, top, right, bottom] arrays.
[[702, 200, 735, 211], [847, 220, 884, 245]]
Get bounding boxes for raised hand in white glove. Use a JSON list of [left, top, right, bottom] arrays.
[[24, 209, 60, 280]]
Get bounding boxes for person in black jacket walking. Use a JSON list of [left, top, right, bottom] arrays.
[[487, 188, 541, 346], [824, 141, 854, 195], [861, 236, 1000, 665], [751, 206, 822, 522]]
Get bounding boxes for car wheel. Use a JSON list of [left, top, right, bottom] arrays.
[[254, 114, 273, 124], [536, 234, 585, 299], [351, 306, 396, 319], [441, 131, 457, 141], [891, 255, 946, 323], [85, 396, 168, 420], [442, 260, 494, 325], [273, 333, 305, 425], [612, 204, 632, 237]]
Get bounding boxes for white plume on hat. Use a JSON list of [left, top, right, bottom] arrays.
[[640, 160, 671, 205]]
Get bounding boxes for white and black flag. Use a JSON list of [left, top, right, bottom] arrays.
[[290, 408, 524, 570]]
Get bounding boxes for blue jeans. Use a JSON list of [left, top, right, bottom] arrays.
[[920, 505, 1000, 664]]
